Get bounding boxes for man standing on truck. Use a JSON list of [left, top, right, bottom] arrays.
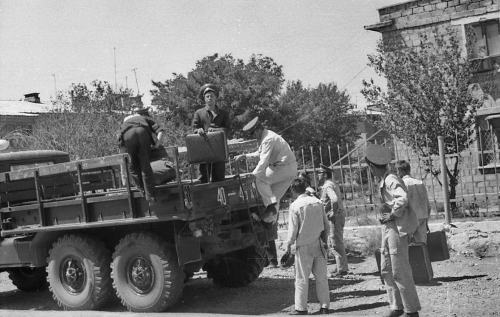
[[119, 107, 165, 205], [235, 117, 297, 267], [192, 83, 231, 183]]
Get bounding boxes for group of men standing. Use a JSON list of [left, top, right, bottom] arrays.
[[118, 83, 429, 317]]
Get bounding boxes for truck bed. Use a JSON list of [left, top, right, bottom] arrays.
[[0, 153, 260, 237]]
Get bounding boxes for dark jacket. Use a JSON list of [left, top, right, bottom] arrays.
[[192, 105, 230, 133], [119, 115, 164, 146]]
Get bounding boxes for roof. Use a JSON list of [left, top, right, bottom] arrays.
[[0, 100, 53, 116]]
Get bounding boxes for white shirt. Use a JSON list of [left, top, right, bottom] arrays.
[[402, 175, 431, 220], [246, 129, 296, 179], [287, 194, 330, 247]]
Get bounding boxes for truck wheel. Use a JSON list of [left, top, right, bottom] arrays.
[[111, 232, 185, 312], [8, 267, 48, 291], [46, 234, 113, 310], [205, 245, 266, 288]]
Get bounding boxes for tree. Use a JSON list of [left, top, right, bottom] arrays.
[[274, 80, 359, 167], [361, 25, 488, 211], [19, 81, 138, 160], [150, 53, 285, 141]]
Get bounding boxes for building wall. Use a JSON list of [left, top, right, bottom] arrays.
[[366, 1, 500, 212]]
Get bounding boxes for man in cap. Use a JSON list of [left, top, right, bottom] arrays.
[[235, 117, 297, 267], [298, 172, 317, 198], [192, 83, 231, 183], [395, 160, 431, 244], [235, 117, 297, 221], [119, 106, 165, 205], [318, 164, 348, 277], [365, 144, 421, 317], [286, 177, 330, 315]]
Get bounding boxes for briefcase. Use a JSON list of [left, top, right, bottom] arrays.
[[427, 230, 450, 262], [409, 242, 434, 284], [185, 131, 229, 164]]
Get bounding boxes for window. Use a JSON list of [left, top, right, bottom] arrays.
[[470, 19, 500, 72]]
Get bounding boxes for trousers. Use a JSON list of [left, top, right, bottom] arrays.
[[329, 213, 348, 272], [123, 127, 156, 199], [380, 221, 421, 313], [411, 218, 428, 244], [255, 162, 297, 210], [294, 237, 330, 311]]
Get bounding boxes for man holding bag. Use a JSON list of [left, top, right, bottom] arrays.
[[318, 164, 348, 277]]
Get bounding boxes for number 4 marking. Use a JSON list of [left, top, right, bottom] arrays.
[[218, 187, 227, 205]]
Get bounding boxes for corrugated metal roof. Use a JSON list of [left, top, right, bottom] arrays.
[[0, 100, 53, 116]]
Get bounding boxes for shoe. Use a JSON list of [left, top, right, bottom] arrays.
[[330, 270, 348, 278], [267, 261, 278, 269], [403, 313, 419, 317], [148, 196, 158, 206], [261, 204, 277, 222], [385, 310, 404, 317], [289, 310, 308, 315], [318, 307, 329, 314]]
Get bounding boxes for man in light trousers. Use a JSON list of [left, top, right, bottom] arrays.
[[318, 164, 348, 277], [396, 160, 431, 244], [235, 117, 297, 222], [286, 178, 330, 315], [365, 144, 421, 317], [235, 117, 297, 268]]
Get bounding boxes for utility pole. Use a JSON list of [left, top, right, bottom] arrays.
[[52, 74, 57, 99], [132, 68, 140, 95], [125, 76, 128, 90]]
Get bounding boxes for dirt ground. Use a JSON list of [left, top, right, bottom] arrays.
[[1, 248, 499, 316]]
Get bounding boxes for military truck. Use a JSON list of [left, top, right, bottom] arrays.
[[0, 137, 274, 312]]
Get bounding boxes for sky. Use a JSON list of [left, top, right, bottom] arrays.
[[0, 0, 404, 108]]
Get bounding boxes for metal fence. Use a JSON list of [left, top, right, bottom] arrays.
[[230, 129, 500, 226]]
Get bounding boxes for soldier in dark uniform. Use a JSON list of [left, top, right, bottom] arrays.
[[192, 83, 231, 183], [119, 107, 164, 205]]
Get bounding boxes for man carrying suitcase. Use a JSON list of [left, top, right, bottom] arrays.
[[396, 160, 432, 244], [192, 83, 231, 183], [365, 144, 421, 317]]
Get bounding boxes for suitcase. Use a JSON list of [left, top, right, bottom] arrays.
[[185, 131, 229, 164], [409, 242, 434, 284], [427, 231, 450, 262]]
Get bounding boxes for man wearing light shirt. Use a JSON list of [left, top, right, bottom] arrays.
[[365, 144, 421, 317], [235, 117, 297, 223], [318, 164, 348, 277], [396, 160, 431, 244], [286, 177, 330, 315]]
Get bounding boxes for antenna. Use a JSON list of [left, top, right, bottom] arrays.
[[52, 74, 57, 99], [132, 68, 140, 95], [114, 47, 117, 91]]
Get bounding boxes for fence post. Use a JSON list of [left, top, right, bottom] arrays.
[[438, 136, 451, 224]]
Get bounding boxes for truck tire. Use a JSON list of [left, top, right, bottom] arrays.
[[111, 232, 185, 312], [205, 245, 266, 288], [8, 267, 48, 291], [46, 234, 113, 310]]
